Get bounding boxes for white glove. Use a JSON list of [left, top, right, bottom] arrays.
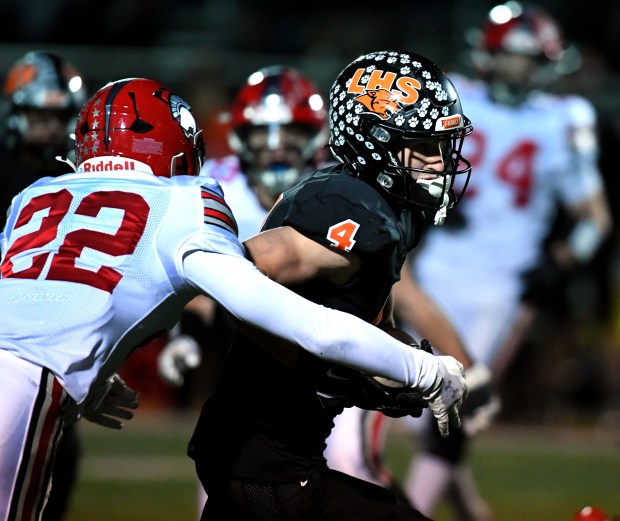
[[82, 374, 139, 430], [461, 364, 502, 436], [157, 334, 202, 386], [423, 356, 468, 437]]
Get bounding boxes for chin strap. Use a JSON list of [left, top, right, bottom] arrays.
[[416, 178, 452, 226], [55, 155, 77, 172], [433, 203, 448, 226]]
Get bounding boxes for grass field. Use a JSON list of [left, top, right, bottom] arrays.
[[64, 409, 620, 521]]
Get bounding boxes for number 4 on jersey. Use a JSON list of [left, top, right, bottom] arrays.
[[326, 219, 360, 252]]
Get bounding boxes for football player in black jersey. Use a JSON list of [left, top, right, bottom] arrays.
[[188, 50, 473, 521]]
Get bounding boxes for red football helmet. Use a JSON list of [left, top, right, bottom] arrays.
[[74, 78, 204, 177], [574, 506, 610, 521], [480, 2, 565, 60], [227, 65, 327, 196], [468, 2, 571, 103], [229, 65, 326, 148]]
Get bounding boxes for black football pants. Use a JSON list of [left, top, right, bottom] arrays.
[[200, 467, 432, 521]]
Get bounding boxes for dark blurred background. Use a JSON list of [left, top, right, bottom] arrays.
[[1, 0, 619, 104], [1, 0, 619, 157], [1, 0, 619, 171], [2, 0, 620, 425]]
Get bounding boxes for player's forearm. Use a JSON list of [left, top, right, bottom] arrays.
[[183, 251, 439, 389]]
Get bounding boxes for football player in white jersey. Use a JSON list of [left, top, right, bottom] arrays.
[[398, 3, 612, 520], [157, 65, 331, 394], [0, 77, 467, 521]]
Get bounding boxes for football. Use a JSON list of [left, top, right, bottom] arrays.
[[380, 326, 419, 348]]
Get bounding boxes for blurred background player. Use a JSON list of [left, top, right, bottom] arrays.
[[0, 50, 86, 221], [398, 3, 613, 520], [158, 64, 331, 514], [222, 64, 329, 232], [0, 50, 87, 521], [157, 64, 329, 394]]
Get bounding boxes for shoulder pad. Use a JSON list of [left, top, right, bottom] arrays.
[[200, 183, 238, 237], [265, 169, 398, 255]]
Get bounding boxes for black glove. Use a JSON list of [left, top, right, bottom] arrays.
[[376, 386, 427, 418], [325, 337, 436, 417], [311, 333, 435, 418], [82, 374, 139, 430], [374, 337, 436, 417], [314, 363, 428, 418]]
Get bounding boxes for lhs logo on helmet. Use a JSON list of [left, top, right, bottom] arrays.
[[170, 94, 197, 138], [348, 67, 422, 119], [355, 90, 401, 120]]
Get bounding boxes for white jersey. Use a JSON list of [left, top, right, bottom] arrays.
[[0, 170, 240, 403], [201, 155, 267, 240], [0, 169, 442, 406], [418, 74, 602, 282], [0, 168, 450, 521], [411, 75, 604, 362]]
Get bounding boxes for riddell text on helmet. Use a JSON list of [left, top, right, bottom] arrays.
[[78, 156, 154, 174]]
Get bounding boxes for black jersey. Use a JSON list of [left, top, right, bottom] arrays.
[[188, 165, 430, 486], [263, 165, 428, 321]]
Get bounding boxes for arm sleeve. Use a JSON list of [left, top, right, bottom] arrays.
[[181, 249, 438, 391]]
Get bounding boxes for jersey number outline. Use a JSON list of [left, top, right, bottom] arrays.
[[466, 131, 538, 207], [326, 219, 360, 252], [1, 189, 150, 293]]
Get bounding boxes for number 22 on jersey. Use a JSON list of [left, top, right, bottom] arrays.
[[1, 189, 150, 293]]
